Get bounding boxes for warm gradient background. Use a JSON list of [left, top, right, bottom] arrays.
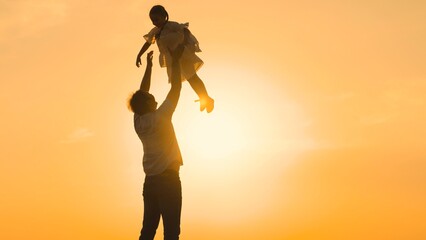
[[1, 1, 426, 239]]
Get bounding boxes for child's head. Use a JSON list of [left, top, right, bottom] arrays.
[[149, 5, 169, 28], [128, 90, 158, 115]]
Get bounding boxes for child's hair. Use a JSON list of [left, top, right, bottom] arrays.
[[149, 5, 169, 21], [127, 90, 152, 115]]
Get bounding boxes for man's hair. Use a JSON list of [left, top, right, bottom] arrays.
[[127, 90, 153, 115]]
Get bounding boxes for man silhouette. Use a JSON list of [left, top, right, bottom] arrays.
[[128, 46, 185, 240]]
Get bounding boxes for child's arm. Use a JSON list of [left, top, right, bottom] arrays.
[[139, 51, 153, 92], [136, 42, 151, 67]]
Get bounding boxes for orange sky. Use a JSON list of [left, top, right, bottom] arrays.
[[1, 1, 426, 239]]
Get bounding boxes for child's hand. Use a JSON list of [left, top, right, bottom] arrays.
[[136, 54, 142, 68]]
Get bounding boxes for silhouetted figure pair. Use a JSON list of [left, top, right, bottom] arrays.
[[128, 46, 184, 240], [129, 5, 217, 239]]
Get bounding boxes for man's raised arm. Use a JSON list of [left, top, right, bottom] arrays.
[[166, 45, 185, 109], [139, 51, 154, 92]]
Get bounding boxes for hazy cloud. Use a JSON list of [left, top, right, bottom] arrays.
[[0, 0, 70, 41], [326, 92, 355, 102], [61, 127, 94, 143], [359, 113, 395, 126]]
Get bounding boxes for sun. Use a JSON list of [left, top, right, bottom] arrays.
[[177, 108, 248, 160]]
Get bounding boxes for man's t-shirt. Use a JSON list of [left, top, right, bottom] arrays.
[[134, 99, 183, 176]]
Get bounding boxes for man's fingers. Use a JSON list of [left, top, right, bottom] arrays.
[[146, 51, 154, 63]]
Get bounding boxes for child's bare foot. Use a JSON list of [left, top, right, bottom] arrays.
[[197, 97, 215, 113]]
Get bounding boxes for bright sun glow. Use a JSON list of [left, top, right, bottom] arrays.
[[178, 109, 248, 160]]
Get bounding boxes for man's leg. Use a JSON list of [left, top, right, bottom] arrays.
[[139, 177, 161, 240], [158, 171, 182, 240]]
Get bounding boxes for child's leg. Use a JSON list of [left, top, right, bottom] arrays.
[[187, 74, 214, 113], [187, 74, 208, 98]]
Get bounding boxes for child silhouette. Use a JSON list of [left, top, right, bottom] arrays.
[[136, 5, 214, 113]]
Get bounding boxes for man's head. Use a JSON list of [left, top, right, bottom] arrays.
[[128, 90, 158, 115]]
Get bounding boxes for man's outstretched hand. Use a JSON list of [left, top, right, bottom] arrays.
[[146, 51, 153, 67]]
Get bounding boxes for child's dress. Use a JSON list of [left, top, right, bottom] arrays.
[[144, 21, 203, 82]]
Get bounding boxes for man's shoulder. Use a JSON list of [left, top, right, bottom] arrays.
[[158, 99, 173, 110], [134, 112, 156, 135], [134, 113, 145, 127], [157, 99, 174, 117], [134, 112, 146, 121]]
